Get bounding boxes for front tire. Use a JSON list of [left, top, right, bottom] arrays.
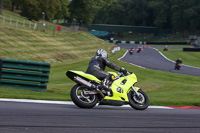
[[70, 85, 98, 108], [128, 89, 149, 110]]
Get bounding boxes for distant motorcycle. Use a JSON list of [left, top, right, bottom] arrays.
[[175, 63, 182, 70], [174, 58, 182, 70], [137, 47, 142, 53], [163, 47, 168, 51], [129, 49, 134, 55]]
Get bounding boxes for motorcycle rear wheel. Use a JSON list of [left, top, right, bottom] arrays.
[[70, 85, 98, 108], [128, 89, 149, 110]]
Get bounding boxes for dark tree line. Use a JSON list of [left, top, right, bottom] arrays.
[[2, 0, 69, 22], [2, 0, 111, 25], [93, 0, 200, 32], [2, 0, 200, 32]]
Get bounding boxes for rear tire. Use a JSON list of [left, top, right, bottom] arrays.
[[128, 89, 149, 110], [70, 85, 98, 108]]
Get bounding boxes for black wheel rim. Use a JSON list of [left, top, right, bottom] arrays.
[[76, 86, 96, 104], [132, 91, 146, 105]]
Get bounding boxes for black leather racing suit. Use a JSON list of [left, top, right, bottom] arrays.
[[86, 56, 121, 80], [176, 59, 182, 64]]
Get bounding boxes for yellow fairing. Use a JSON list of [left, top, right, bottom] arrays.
[[104, 73, 137, 102], [68, 70, 101, 82]]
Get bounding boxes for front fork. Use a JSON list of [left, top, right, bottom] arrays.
[[131, 86, 140, 96]]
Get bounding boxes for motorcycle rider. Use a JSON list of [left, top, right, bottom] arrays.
[[175, 58, 182, 70], [86, 49, 127, 90], [129, 48, 134, 54]]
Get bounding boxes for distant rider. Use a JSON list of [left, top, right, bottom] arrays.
[[86, 49, 127, 90], [175, 58, 182, 70]]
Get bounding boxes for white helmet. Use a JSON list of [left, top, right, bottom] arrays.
[[96, 49, 108, 58]]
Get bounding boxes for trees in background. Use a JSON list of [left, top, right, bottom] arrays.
[[21, 0, 62, 21], [54, 0, 70, 24], [94, 0, 150, 26], [2, 0, 68, 21], [2, 0, 110, 25], [170, 0, 200, 32], [20, 0, 42, 21], [69, 0, 115, 25], [148, 0, 171, 29], [0, 0, 3, 15], [2, 0, 200, 32], [93, 0, 200, 32]]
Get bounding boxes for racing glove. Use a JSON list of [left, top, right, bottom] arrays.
[[120, 67, 128, 75]]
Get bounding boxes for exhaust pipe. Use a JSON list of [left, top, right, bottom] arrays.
[[74, 76, 93, 88], [74, 76, 105, 98]]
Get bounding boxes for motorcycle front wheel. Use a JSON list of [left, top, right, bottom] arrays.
[[128, 89, 149, 110], [70, 85, 98, 108]]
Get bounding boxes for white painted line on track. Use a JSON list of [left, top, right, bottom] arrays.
[[129, 63, 146, 69], [0, 98, 74, 105], [148, 106, 174, 109], [151, 47, 176, 63], [118, 50, 128, 60], [0, 98, 174, 109]]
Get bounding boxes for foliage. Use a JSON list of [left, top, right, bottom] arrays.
[[69, 0, 114, 25], [148, 0, 171, 28], [20, 0, 62, 21], [20, 0, 42, 21], [2, 0, 200, 32], [93, 0, 200, 32], [54, 0, 70, 23], [3, 0, 67, 21], [94, 0, 151, 26]]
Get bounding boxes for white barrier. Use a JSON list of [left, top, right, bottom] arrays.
[[113, 40, 117, 44], [121, 41, 126, 44], [105, 40, 146, 44], [130, 41, 135, 44], [111, 47, 120, 53]]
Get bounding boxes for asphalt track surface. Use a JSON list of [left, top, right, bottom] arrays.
[[117, 44, 200, 76], [0, 100, 200, 133]]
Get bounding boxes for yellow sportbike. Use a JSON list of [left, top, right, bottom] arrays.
[[66, 70, 149, 110]]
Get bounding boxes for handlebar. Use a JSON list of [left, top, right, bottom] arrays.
[[127, 71, 131, 75], [118, 71, 131, 77]]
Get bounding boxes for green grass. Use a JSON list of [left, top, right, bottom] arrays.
[[0, 27, 109, 62], [0, 10, 200, 106], [1, 48, 200, 106]]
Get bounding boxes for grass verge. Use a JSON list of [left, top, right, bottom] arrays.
[[1, 48, 200, 106]]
